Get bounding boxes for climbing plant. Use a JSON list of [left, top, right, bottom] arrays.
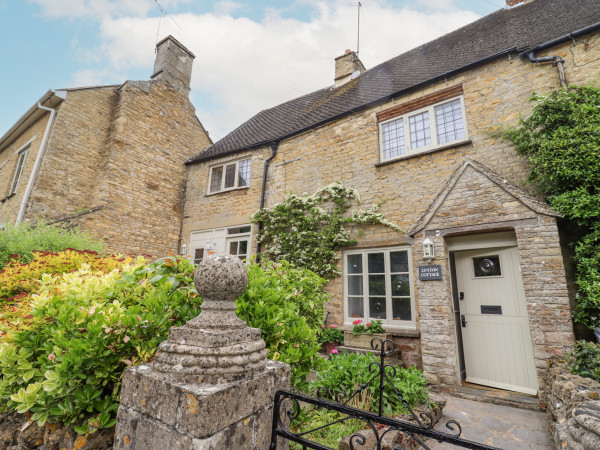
[[252, 183, 402, 278], [504, 85, 600, 329]]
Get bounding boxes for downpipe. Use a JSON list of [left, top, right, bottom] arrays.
[[256, 141, 279, 261]]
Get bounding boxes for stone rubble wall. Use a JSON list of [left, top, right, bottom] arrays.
[[544, 362, 600, 449], [0, 412, 113, 449]]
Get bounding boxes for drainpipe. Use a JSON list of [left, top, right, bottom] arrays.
[[256, 141, 279, 261], [523, 51, 568, 87], [520, 21, 600, 88], [16, 103, 57, 223]]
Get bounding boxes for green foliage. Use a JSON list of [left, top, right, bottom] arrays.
[[319, 324, 344, 344], [291, 352, 430, 447], [309, 352, 430, 416], [236, 260, 328, 389], [0, 254, 198, 434], [504, 85, 600, 328], [0, 254, 329, 434], [351, 319, 386, 336], [565, 340, 600, 383], [252, 183, 402, 278], [0, 221, 105, 270]]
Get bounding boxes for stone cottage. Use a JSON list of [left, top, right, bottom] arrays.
[[0, 36, 211, 257], [181, 0, 600, 397]]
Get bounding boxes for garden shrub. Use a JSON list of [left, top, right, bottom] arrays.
[[252, 183, 401, 278], [504, 85, 600, 329], [0, 249, 132, 302], [0, 256, 328, 433], [309, 352, 430, 416], [236, 260, 329, 389], [0, 254, 195, 434], [0, 221, 105, 270], [291, 352, 430, 448], [565, 340, 600, 383]]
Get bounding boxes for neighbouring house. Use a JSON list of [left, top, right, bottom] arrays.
[[0, 36, 211, 257], [181, 0, 600, 397]]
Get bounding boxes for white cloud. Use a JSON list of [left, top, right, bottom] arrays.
[[31, 0, 481, 141]]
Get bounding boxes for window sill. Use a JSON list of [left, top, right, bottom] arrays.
[[375, 139, 472, 167], [205, 185, 250, 197], [342, 325, 419, 338], [386, 327, 420, 338]]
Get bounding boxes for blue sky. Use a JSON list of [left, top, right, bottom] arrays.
[[0, 0, 505, 141]]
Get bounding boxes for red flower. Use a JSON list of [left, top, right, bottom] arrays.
[[366, 323, 371, 327]]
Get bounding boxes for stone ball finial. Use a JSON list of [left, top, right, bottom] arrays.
[[194, 253, 248, 302]]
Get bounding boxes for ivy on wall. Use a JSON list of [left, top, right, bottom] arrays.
[[252, 183, 402, 279], [504, 85, 600, 329]]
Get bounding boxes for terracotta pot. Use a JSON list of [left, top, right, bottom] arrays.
[[343, 331, 391, 349]]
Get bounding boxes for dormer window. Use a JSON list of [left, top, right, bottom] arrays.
[[208, 158, 251, 194], [377, 85, 469, 162]]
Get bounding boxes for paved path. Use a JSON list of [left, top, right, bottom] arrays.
[[427, 397, 553, 449]]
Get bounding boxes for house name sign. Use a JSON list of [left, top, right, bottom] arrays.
[[418, 265, 442, 281]]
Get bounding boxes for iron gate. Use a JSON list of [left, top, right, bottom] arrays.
[[270, 338, 500, 450]]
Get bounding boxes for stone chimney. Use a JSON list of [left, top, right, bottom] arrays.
[[151, 35, 195, 94], [334, 49, 366, 87]]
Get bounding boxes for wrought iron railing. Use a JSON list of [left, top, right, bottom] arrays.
[[270, 338, 500, 449]]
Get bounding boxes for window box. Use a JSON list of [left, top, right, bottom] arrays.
[[208, 158, 251, 194], [379, 95, 468, 161], [343, 331, 391, 349]]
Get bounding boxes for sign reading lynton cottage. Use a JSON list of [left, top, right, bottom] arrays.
[[418, 265, 442, 281]]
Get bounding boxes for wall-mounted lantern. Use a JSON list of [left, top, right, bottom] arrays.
[[423, 237, 435, 263], [181, 244, 187, 255]]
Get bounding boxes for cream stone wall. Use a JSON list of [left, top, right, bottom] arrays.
[[182, 38, 599, 390], [27, 87, 116, 219], [2, 78, 210, 259], [0, 111, 55, 222], [87, 80, 211, 257]]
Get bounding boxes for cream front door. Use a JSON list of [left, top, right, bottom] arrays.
[[455, 246, 538, 395]]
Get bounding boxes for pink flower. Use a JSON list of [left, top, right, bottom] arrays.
[[48, 353, 56, 362], [330, 349, 339, 354], [329, 324, 337, 328], [366, 323, 371, 327]]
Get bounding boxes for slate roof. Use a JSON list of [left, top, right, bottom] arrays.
[[189, 0, 600, 164]]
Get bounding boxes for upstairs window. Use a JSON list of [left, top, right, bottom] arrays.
[[9, 146, 29, 195], [379, 93, 468, 161], [208, 158, 251, 194]]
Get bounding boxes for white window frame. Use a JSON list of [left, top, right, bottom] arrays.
[[379, 95, 469, 162], [189, 225, 252, 263], [207, 157, 251, 195], [9, 143, 30, 196], [343, 246, 416, 330]]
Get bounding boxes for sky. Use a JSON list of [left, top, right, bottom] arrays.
[[0, 0, 506, 142]]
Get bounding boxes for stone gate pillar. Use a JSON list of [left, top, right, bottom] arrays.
[[114, 254, 290, 449]]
